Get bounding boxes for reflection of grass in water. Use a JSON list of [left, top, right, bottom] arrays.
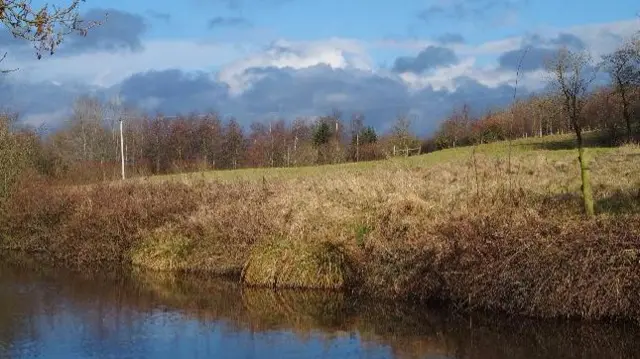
[[437, 314, 640, 359], [3, 261, 640, 359], [241, 288, 355, 332], [133, 268, 454, 356], [134, 269, 640, 359], [130, 268, 248, 324]]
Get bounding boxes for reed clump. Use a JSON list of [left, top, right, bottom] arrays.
[[241, 238, 355, 290], [131, 225, 193, 271]]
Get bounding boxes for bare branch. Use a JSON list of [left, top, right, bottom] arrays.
[[0, 0, 104, 61], [0, 52, 18, 73]]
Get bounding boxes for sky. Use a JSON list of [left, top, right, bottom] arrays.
[[0, 0, 639, 134]]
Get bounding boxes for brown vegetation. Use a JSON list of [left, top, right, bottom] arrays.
[[1, 141, 639, 321], [1, 27, 639, 323], [242, 238, 355, 289]]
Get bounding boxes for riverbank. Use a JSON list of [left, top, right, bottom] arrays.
[[1, 136, 639, 322]]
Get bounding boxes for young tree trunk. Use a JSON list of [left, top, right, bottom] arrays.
[[575, 129, 595, 217], [620, 89, 632, 142]]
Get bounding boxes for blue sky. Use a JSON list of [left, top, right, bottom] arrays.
[[108, 0, 638, 42], [2, 0, 639, 133]]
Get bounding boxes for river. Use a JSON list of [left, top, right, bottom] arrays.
[[0, 261, 638, 359]]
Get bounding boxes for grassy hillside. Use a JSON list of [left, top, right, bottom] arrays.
[[147, 132, 625, 183], [2, 133, 640, 321]]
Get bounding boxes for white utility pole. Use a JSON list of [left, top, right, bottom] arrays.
[[119, 117, 125, 180], [356, 132, 359, 162]]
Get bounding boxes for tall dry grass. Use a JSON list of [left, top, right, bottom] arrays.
[[1, 143, 639, 320]]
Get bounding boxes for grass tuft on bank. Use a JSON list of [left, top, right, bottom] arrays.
[[242, 238, 354, 290]]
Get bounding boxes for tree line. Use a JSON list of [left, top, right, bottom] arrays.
[[0, 101, 425, 186], [430, 39, 640, 150]]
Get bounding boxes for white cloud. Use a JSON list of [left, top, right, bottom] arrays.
[[378, 18, 639, 93], [216, 38, 374, 95], [396, 56, 531, 92], [2, 17, 637, 132], [399, 58, 476, 91], [7, 39, 245, 87], [565, 19, 640, 58], [4, 18, 634, 94]]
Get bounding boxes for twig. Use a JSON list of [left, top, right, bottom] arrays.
[[507, 46, 530, 198], [0, 52, 19, 73], [472, 145, 479, 198]]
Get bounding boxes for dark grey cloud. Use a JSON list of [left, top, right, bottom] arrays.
[[208, 16, 252, 29], [0, 75, 95, 128], [117, 70, 229, 114], [549, 33, 586, 50], [238, 65, 412, 121], [392, 46, 459, 73], [437, 33, 465, 44], [419, 0, 527, 21], [523, 32, 585, 50], [113, 64, 520, 134], [59, 8, 147, 55], [2, 63, 526, 136], [0, 8, 147, 61], [498, 47, 558, 72], [498, 32, 587, 72], [146, 10, 171, 22], [237, 65, 527, 133]]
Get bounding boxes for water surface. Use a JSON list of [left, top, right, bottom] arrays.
[[0, 261, 638, 359]]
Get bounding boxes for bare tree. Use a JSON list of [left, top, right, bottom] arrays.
[[222, 117, 245, 170], [0, 112, 31, 198], [350, 113, 364, 162], [546, 47, 598, 217], [602, 39, 640, 141], [68, 96, 107, 161], [0, 0, 102, 71], [390, 114, 420, 156]]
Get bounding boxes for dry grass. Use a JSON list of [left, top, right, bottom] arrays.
[[131, 225, 194, 271], [242, 238, 354, 289], [1, 136, 640, 320]]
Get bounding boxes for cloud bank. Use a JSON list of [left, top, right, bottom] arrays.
[[0, 7, 636, 135]]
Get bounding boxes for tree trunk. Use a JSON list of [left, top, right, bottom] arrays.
[[575, 130, 595, 217], [620, 89, 632, 142]]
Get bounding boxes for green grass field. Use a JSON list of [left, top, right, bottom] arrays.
[[145, 132, 625, 184]]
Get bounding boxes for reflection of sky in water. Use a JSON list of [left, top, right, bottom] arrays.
[[7, 303, 394, 359], [2, 264, 639, 359]]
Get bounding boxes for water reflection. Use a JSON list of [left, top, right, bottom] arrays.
[[0, 260, 638, 359]]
